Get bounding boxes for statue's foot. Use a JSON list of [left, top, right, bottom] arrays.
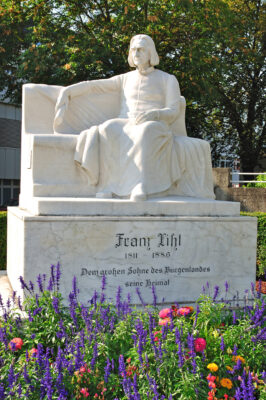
[[96, 191, 113, 199], [130, 184, 147, 202]]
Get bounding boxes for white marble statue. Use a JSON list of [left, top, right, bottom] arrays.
[[53, 34, 214, 201]]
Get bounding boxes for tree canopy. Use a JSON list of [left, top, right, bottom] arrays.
[[0, 0, 265, 171]]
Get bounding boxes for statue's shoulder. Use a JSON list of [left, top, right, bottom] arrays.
[[154, 69, 177, 80]]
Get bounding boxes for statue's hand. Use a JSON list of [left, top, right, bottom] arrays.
[[135, 110, 159, 124], [55, 87, 71, 113], [54, 88, 71, 124]]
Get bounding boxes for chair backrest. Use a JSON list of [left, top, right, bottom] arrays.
[[23, 83, 187, 137], [54, 91, 121, 134]]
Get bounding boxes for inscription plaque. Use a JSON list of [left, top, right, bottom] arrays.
[[7, 210, 257, 306]]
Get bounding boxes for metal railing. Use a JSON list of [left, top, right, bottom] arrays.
[[230, 172, 266, 186]]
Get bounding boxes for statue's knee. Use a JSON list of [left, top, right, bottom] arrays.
[[139, 121, 167, 139]]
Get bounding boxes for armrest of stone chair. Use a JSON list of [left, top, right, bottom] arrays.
[[19, 84, 97, 211], [170, 96, 187, 137], [22, 83, 62, 135], [19, 131, 96, 211]]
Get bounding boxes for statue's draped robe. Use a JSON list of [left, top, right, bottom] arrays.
[[57, 68, 215, 199]]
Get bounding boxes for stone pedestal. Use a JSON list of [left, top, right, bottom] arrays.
[[7, 204, 257, 306]]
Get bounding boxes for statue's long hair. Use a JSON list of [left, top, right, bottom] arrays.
[[128, 34, 159, 67]]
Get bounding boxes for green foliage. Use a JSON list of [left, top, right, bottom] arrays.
[[241, 212, 266, 278], [0, 0, 265, 171], [0, 211, 7, 271], [0, 277, 265, 399], [246, 174, 266, 188]]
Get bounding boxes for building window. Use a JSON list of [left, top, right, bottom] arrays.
[[0, 179, 20, 206]]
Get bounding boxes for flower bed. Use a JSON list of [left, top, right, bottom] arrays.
[[0, 264, 265, 399]]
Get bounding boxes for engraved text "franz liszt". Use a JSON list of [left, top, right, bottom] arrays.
[[115, 233, 181, 251]]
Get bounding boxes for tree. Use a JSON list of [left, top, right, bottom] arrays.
[[0, 0, 265, 171]]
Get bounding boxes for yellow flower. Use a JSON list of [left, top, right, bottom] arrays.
[[226, 366, 233, 371], [232, 355, 245, 364], [207, 363, 219, 372], [220, 378, 233, 389], [63, 64, 71, 70]]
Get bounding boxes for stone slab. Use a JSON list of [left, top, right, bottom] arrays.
[[7, 207, 257, 306], [23, 196, 240, 217], [0, 273, 13, 305]]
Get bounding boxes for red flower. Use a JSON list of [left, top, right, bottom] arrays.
[[158, 308, 171, 319], [153, 331, 162, 342], [159, 317, 171, 326], [194, 337, 206, 352], [29, 348, 38, 358], [80, 388, 89, 397], [8, 338, 23, 351], [79, 366, 87, 375], [177, 307, 192, 316]]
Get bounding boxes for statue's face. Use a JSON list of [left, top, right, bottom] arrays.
[[130, 39, 150, 68]]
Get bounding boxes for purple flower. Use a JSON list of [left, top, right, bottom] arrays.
[[55, 262, 61, 290], [213, 285, 219, 301], [251, 282, 255, 296], [90, 342, 98, 369], [104, 357, 111, 383], [0, 384, 5, 400], [29, 280, 34, 292], [220, 336, 225, 352], [136, 287, 146, 307], [247, 371, 254, 398], [8, 365, 15, 388], [17, 296, 23, 311], [19, 276, 30, 292], [175, 328, 184, 368], [240, 370, 249, 400], [23, 365, 31, 384], [101, 274, 107, 291], [235, 388, 241, 400], [116, 286, 122, 314], [47, 277, 54, 291], [43, 358, 53, 400], [37, 274, 44, 292], [233, 310, 237, 324], [74, 340, 84, 370], [119, 354, 133, 397], [72, 276, 79, 299], [133, 374, 141, 399], [152, 285, 157, 307], [193, 305, 200, 328], [225, 281, 229, 292], [187, 333, 197, 373], [52, 296, 60, 314]]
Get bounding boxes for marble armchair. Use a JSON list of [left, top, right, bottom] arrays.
[[19, 83, 214, 214]]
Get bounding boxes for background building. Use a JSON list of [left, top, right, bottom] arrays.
[[0, 102, 21, 207]]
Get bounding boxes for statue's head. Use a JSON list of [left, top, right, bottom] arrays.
[[128, 34, 159, 68]]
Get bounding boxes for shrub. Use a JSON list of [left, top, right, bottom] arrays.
[[0, 211, 7, 270], [241, 212, 266, 278], [245, 174, 266, 188], [0, 265, 265, 399]]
